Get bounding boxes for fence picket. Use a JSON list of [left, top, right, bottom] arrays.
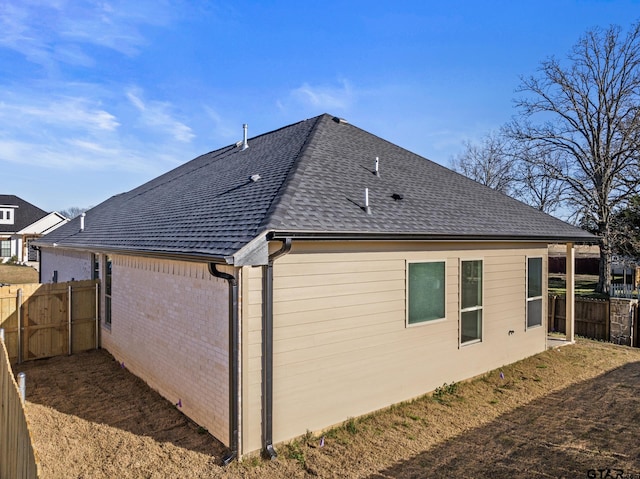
[[0, 280, 99, 363], [0, 333, 39, 478]]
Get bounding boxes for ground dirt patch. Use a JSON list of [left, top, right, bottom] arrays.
[[18, 340, 640, 478], [0, 263, 38, 283]]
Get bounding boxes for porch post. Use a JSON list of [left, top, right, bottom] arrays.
[[566, 242, 575, 343]]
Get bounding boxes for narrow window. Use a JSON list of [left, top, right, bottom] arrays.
[[527, 257, 543, 328], [0, 240, 10, 257], [407, 261, 446, 325], [104, 255, 112, 327], [92, 254, 100, 280], [460, 260, 483, 344]]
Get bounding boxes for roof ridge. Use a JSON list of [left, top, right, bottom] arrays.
[[256, 114, 327, 232]]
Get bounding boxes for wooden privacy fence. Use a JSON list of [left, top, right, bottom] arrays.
[[548, 295, 610, 341], [0, 280, 99, 363], [0, 334, 39, 478]]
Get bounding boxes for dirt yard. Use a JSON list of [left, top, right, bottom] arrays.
[[17, 339, 640, 478]]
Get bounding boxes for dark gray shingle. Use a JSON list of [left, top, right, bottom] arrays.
[[39, 114, 595, 259], [0, 195, 48, 233]]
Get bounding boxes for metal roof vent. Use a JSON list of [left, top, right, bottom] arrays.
[[332, 117, 348, 124], [241, 123, 249, 150], [374, 157, 380, 177], [364, 188, 372, 214], [80, 212, 86, 232], [250, 174, 261, 182]]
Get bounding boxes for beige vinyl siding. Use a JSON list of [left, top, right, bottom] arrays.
[[269, 242, 547, 445], [242, 265, 264, 455]]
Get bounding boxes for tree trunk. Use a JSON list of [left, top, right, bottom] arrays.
[[597, 236, 612, 294]]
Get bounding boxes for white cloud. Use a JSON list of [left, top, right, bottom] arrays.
[[127, 88, 195, 143], [0, 86, 196, 178], [203, 106, 237, 141], [0, 97, 119, 132], [284, 79, 355, 112], [0, 0, 173, 67]]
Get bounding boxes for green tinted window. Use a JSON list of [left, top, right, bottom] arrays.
[[408, 262, 446, 324]]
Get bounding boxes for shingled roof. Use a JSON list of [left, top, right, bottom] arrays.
[[0, 195, 48, 234], [38, 113, 596, 264]]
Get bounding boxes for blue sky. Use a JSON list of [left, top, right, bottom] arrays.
[[2, 0, 639, 212]]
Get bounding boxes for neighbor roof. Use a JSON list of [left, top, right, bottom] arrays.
[[0, 195, 48, 234], [37, 114, 596, 262]]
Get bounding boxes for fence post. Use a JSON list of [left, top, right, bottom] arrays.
[[17, 372, 26, 404], [606, 299, 611, 342], [95, 281, 99, 350], [68, 284, 72, 356], [17, 288, 22, 364]]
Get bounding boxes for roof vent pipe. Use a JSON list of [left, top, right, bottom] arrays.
[[80, 212, 86, 232], [375, 157, 380, 177], [364, 188, 372, 214], [242, 124, 249, 150]]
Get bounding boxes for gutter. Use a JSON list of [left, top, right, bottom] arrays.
[[35, 242, 234, 265], [208, 264, 240, 465], [267, 231, 599, 244], [262, 238, 292, 459]]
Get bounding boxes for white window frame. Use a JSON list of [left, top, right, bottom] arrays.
[[0, 208, 14, 225], [103, 255, 112, 330], [526, 256, 544, 329], [460, 258, 483, 346], [0, 239, 10, 257], [406, 259, 447, 327]]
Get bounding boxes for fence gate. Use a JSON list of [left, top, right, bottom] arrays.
[[0, 280, 99, 363]]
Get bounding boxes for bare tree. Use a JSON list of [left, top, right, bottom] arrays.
[[610, 195, 640, 258], [59, 206, 90, 219], [511, 146, 565, 215], [450, 132, 516, 194], [507, 22, 640, 293]]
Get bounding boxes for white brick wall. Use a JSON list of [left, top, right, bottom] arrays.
[[101, 255, 230, 445], [39, 247, 93, 283]]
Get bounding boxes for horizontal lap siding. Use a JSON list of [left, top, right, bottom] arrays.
[[101, 257, 230, 445], [271, 244, 547, 445], [242, 265, 263, 455]]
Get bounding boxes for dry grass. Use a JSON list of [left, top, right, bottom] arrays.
[[18, 339, 640, 478], [0, 264, 38, 284]]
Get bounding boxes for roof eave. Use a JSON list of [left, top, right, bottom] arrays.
[[267, 230, 600, 244], [34, 242, 231, 265]]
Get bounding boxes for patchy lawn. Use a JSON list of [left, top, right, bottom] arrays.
[[548, 273, 606, 298], [0, 263, 38, 284], [17, 339, 640, 478]]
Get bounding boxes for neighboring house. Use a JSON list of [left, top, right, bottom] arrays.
[[0, 195, 68, 266], [35, 114, 596, 461]]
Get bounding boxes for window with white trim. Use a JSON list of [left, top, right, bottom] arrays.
[[460, 260, 483, 344], [407, 261, 446, 325], [527, 257, 543, 328], [104, 255, 112, 328], [0, 239, 10, 257], [0, 208, 14, 225]]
